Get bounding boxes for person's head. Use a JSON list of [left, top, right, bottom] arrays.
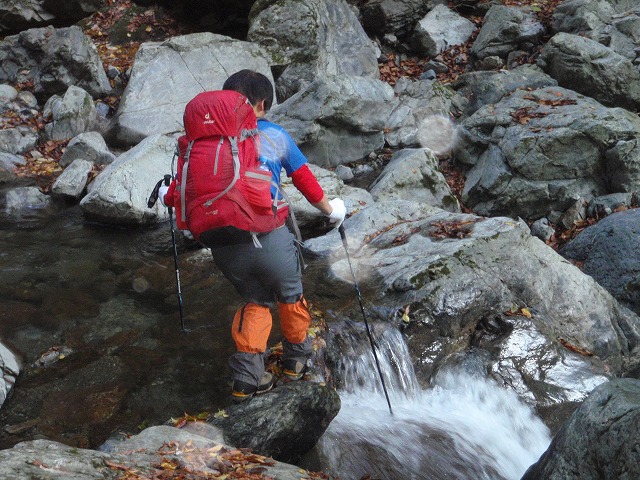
[[223, 69, 274, 118]]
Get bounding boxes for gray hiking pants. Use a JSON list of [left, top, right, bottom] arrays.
[[209, 225, 312, 386]]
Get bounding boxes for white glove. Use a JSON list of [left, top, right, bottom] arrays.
[[158, 185, 170, 206], [327, 198, 346, 228]]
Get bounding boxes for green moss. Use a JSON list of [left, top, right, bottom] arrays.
[[411, 261, 451, 288], [432, 81, 455, 100]]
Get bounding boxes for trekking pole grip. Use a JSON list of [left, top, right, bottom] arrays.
[[339, 224, 348, 248]]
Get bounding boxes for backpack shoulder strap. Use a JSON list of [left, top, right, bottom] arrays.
[[180, 140, 195, 224]]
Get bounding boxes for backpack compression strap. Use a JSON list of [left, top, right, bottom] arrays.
[[203, 136, 241, 208]]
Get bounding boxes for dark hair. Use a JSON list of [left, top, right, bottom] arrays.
[[223, 69, 274, 111]]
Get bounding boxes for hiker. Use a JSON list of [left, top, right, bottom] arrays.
[[159, 69, 346, 402]]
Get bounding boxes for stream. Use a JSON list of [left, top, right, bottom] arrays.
[[0, 193, 550, 478]]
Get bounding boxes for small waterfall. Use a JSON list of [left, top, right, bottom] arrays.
[[317, 325, 551, 480]]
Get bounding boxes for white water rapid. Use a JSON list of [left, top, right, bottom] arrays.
[[316, 326, 551, 480]]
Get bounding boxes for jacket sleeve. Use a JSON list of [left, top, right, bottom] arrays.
[[290, 164, 324, 204]]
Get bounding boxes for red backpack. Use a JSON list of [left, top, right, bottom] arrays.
[[171, 90, 288, 241]]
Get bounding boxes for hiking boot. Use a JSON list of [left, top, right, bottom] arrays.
[[281, 359, 308, 381], [231, 372, 275, 403]]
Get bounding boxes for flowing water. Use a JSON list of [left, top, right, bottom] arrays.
[[315, 328, 552, 480], [1, 196, 551, 478]]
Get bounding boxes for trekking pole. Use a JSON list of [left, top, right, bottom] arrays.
[[338, 224, 393, 415], [148, 175, 186, 332]]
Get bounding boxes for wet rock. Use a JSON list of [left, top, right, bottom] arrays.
[[31, 345, 73, 368], [306, 201, 640, 381], [209, 381, 340, 463], [522, 378, 640, 480], [560, 209, 640, 316], [0, 426, 322, 480], [5, 186, 49, 213], [360, 0, 440, 37]]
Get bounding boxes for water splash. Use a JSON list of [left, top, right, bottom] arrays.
[[318, 327, 551, 480]]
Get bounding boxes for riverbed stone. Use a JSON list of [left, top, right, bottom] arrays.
[[248, 0, 379, 100], [0, 26, 111, 100], [552, 0, 640, 64], [471, 5, 545, 60], [43, 86, 99, 141], [209, 381, 341, 463], [369, 148, 460, 212], [109, 33, 273, 146], [51, 158, 93, 200], [268, 75, 394, 167], [79, 134, 175, 225], [411, 4, 476, 57], [560, 208, 640, 315], [0, 430, 324, 480], [5, 186, 49, 212], [59, 132, 115, 167], [454, 86, 640, 221], [0, 342, 20, 409], [306, 201, 640, 385], [538, 32, 640, 111], [384, 77, 454, 149], [522, 378, 640, 480]]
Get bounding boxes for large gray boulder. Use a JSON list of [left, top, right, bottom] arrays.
[[42, 86, 99, 141], [0, 425, 327, 480], [210, 382, 341, 463], [522, 378, 640, 480], [360, 0, 443, 37], [306, 201, 640, 403], [0, 0, 53, 34], [451, 64, 557, 119], [59, 132, 116, 167], [248, 0, 379, 100], [538, 32, 640, 111], [0, 26, 111, 100], [0, 342, 19, 408], [560, 209, 640, 315], [552, 0, 640, 64], [384, 77, 455, 149], [110, 33, 273, 146], [471, 5, 545, 60], [454, 86, 640, 220], [268, 75, 395, 167], [0, 0, 102, 34], [79, 135, 175, 225], [411, 4, 476, 57], [369, 148, 460, 212]]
